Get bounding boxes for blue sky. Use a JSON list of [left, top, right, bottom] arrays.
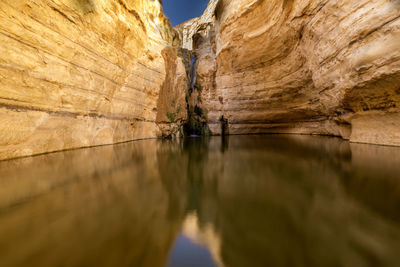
[[163, 0, 209, 26]]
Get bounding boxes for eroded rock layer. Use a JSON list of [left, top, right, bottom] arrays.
[[193, 0, 400, 146], [0, 0, 186, 160]]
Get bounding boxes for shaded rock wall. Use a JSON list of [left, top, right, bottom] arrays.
[[155, 47, 188, 137], [174, 0, 219, 136], [175, 0, 220, 50], [0, 0, 186, 160], [194, 0, 400, 146]]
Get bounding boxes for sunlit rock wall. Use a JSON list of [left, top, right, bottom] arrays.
[[196, 0, 400, 146], [175, 0, 220, 50], [0, 0, 185, 160]]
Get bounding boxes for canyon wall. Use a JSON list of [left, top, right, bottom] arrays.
[[0, 0, 186, 160], [191, 0, 400, 146], [1, 0, 399, 160]]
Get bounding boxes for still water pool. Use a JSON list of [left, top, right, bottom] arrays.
[[1, 135, 400, 267]]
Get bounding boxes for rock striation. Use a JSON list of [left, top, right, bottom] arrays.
[[1, 0, 400, 161], [0, 0, 186, 160], [190, 0, 400, 146]]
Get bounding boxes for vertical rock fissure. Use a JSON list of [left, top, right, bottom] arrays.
[[173, 0, 222, 136], [179, 48, 210, 136], [190, 54, 197, 92]]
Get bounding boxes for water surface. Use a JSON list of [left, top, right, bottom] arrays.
[[1, 135, 400, 267]]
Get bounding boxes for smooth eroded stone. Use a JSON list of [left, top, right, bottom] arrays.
[[0, 0, 186, 160]]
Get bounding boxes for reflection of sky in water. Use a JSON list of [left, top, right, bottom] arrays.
[[168, 235, 215, 267], [1, 135, 400, 267], [169, 212, 223, 267]]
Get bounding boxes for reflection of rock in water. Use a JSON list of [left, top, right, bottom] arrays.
[[1, 136, 400, 267], [220, 135, 229, 153], [219, 116, 229, 137], [158, 135, 400, 267], [342, 143, 400, 222], [181, 212, 225, 267], [0, 140, 185, 267], [179, 135, 400, 267]]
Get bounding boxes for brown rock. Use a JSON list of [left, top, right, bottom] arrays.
[[156, 47, 188, 137]]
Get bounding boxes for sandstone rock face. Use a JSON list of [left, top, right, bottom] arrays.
[[194, 0, 400, 146], [176, 0, 220, 50], [2, 0, 399, 160], [155, 47, 188, 137], [0, 0, 185, 160], [173, 0, 219, 136]]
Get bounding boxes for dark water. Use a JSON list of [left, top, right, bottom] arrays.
[[1, 135, 400, 267]]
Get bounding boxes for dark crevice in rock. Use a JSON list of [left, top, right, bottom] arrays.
[[117, 0, 147, 33], [179, 49, 210, 136], [50, 6, 77, 24]]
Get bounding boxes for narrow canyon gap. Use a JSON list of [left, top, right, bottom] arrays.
[[0, 0, 399, 160], [1, 1, 400, 267]]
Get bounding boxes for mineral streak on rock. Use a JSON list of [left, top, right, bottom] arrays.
[[189, 0, 400, 146], [0, 0, 185, 160]]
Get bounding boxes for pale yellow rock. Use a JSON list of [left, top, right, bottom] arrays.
[[193, 0, 400, 145], [0, 0, 185, 160], [176, 0, 220, 50], [1, 0, 400, 160]]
